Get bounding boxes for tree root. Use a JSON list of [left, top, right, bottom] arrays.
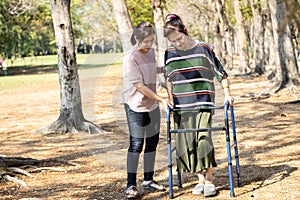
[[2, 174, 28, 187], [6, 167, 34, 177], [82, 121, 102, 134], [0, 156, 75, 187], [27, 167, 67, 173], [36, 119, 102, 134]]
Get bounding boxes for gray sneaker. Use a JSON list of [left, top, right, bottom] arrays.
[[125, 185, 140, 199], [192, 183, 204, 195], [204, 184, 217, 197], [142, 180, 166, 192]]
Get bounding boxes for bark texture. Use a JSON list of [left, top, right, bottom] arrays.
[[268, 0, 300, 93], [251, 0, 265, 74], [112, 0, 133, 53], [49, 0, 101, 134], [234, 0, 251, 73]]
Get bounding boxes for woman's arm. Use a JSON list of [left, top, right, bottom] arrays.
[[134, 82, 169, 110], [166, 81, 174, 108], [221, 76, 234, 106]]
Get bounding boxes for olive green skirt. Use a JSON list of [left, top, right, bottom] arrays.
[[174, 111, 217, 173]]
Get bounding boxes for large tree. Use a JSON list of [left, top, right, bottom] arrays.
[[152, 0, 167, 66], [48, 0, 101, 134], [267, 0, 300, 93], [213, 0, 235, 69], [112, 0, 133, 52], [233, 0, 251, 74], [250, 0, 265, 75]]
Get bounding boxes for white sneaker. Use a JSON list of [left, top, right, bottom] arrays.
[[204, 184, 216, 197], [192, 183, 204, 195]]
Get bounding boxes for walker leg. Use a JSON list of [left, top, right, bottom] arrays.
[[167, 107, 174, 199], [168, 141, 174, 198], [230, 106, 242, 187], [226, 132, 235, 197], [225, 105, 235, 197]]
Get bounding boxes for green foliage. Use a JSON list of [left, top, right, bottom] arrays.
[[0, 1, 56, 59], [0, 0, 85, 59], [225, 0, 236, 25], [126, 0, 153, 26], [71, 0, 120, 52], [240, 1, 253, 24]]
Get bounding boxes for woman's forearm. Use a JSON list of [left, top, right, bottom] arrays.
[[134, 82, 164, 102]]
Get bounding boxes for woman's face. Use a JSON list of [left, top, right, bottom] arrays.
[[138, 34, 155, 53], [167, 29, 189, 50]]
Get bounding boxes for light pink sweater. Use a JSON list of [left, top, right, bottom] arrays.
[[121, 47, 158, 112]]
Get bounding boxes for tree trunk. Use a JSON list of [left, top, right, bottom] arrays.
[[211, 0, 222, 58], [48, 0, 101, 134], [112, 0, 133, 53], [152, 0, 167, 66], [152, 0, 168, 89], [234, 0, 251, 74], [251, 0, 265, 75], [262, 1, 276, 67], [267, 0, 300, 93], [214, 0, 234, 69]]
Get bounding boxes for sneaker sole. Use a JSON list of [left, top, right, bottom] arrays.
[[126, 194, 141, 199]]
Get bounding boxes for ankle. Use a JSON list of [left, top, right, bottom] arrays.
[[196, 172, 205, 184], [205, 175, 214, 184], [205, 180, 214, 185]]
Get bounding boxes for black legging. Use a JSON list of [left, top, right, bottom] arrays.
[[124, 104, 160, 188]]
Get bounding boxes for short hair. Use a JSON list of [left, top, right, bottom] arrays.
[[130, 22, 155, 46]]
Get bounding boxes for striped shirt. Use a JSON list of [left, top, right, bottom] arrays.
[[165, 40, 227, 109]]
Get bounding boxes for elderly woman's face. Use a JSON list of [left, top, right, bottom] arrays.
[[167, 28, 189, 50]]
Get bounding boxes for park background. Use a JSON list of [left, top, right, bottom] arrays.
[[0, 0, 300, 199]]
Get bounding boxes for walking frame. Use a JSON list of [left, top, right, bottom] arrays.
[[166, 101, 242, 198]]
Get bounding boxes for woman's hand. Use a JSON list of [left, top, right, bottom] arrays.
[[225, 94, 234, 106], [221, 76, 234, 106], [168, 99, 174, 109], [160, 99, 170, 111]]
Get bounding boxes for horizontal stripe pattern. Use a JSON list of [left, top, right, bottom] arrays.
[[165, 41, 226, 109]]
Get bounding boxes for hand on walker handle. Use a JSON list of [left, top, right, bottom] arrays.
[[160, 99, 171, 111], [168, 99, 174, 109], [225, 95, 234, 106]]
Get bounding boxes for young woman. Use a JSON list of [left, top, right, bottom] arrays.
[[121, 22, 168, 199], [164, 14, 234, 197]]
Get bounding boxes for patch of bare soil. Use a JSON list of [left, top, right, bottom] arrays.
[[0, 65, 299, 200]]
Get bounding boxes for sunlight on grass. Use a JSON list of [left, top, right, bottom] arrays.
[[0, 53, 124, 90], [6, 53, 123, 67], [0, 73, 59, 90]]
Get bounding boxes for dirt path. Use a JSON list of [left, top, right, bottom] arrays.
[[0, 64, 299, 200]]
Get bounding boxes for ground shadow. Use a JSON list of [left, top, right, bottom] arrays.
[[2, 64, 109, 76], [3, 65, 58, 76]]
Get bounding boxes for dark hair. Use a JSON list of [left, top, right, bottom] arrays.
[[130, 22, 155, 46], [164, 14, 188, 37]]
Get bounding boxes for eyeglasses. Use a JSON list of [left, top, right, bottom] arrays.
[[166, 14, 179, 23]]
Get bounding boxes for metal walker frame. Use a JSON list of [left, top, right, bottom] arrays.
[[166, 102, 242, 198]]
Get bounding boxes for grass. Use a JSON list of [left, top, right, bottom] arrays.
[[0, 73, 59, 90], [7, 53, 123, 68], [0, 53, 124, 90]]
